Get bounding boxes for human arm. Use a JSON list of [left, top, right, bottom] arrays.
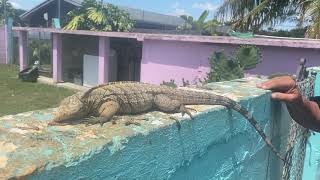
[[257, 76, 320, 132]]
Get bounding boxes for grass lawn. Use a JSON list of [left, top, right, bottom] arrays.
[[0, 65, 75, 116]]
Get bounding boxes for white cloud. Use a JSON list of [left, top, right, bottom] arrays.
[[192, 2, 218, 11], [9, 1, 22, 9], [173, 8, 189, 16], [171, 2, 189, 16], [172, 2, 180, 9]]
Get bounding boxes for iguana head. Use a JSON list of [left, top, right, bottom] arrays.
[[50, 93, 88, 125]]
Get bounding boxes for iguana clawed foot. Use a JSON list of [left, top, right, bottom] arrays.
[[169, 116, 182, 130], [124, 119, 143, 126], [83, 117, 109, 127], [83, 116, 146, 127], [169, 106, 196, 130], [122, 117, 146, 126], [179, 105, 197, 119]]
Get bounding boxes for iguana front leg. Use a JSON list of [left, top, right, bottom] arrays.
[[84, 101, 120, 126]]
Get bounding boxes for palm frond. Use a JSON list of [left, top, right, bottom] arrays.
[[305, 0, 320, 38], [63, 0, 134, 32], [216, 0, 291, 32], [64, 14, 86, 30], [87, 7, 107, 25], [198, 10, 209, 24]]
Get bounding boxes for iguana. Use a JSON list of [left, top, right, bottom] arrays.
[[48, 81, 284, 161]]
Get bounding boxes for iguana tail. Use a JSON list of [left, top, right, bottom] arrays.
[[182, 93, 285, 162]]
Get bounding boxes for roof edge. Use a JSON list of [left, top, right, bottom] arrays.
[[20, 0, 82, 20], [12, 27, 320, 49], [20, 0, 55, 19]]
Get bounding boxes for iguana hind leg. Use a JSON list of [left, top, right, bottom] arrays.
[[179, 105, 195, 119], [154, 94, 194, 119], [84, 101, 120, 126]]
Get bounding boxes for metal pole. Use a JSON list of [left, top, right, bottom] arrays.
[[57, 0, 61, 21], [3, 0, 7, 24]]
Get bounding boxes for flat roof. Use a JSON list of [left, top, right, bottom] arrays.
[[21, 0, 185, 27], [13, 27, 320, 49]]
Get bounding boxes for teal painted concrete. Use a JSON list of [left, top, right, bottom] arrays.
[[303, 67, 320, 180], [0, 78, 291, 179]]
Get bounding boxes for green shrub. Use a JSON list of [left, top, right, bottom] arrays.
[[161, 79, 177, 88], [207, 45, 262, 82], [235, 45, 262, 70], [64, 0, 135, 32], [28, 39, 51, 66]]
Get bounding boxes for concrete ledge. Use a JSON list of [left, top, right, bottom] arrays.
[[13, 27, 320, 49], [0, 78, 291, 179], [37, 76, 89, 92]]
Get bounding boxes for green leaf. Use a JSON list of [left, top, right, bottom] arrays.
[[198, 10, 209, 24], [235, 45, 262, 70], [207, 51, 244, 82], [63, 1, 134, 32]]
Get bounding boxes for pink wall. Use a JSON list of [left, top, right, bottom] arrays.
[[247, 46, 320, 75], [140, 40, 236, 85], [0, 26, 7, 64], [141, 39, 320, 85]]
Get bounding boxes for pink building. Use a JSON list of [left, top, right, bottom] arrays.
[[10, 27, 320, 86], [0, 25, 8, 64]]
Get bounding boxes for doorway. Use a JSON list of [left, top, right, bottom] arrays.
[[111, 38, 142, 82]]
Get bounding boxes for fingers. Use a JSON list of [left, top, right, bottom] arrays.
[[257, 76, 303, 104], [271, 92, 301, 103], [257, 76, 295, 92]]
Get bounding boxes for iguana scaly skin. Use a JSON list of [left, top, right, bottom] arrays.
[[49, 81, 284, 161]]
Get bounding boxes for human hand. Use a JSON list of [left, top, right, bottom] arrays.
[[257, 76, 302, 103]]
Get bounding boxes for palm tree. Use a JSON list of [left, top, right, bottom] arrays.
[[194, 10, 210, 32], [64, 0, 135, 32], [302, 0, 320, 38], [0, 0, 25, 26], [0, 0, 12, 24], [179, 10, 211, 34], [203, 19, 222, 35], [216, 0, 320, 38]]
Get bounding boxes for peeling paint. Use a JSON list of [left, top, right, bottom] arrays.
[[1, 123, 12, 129], [42, 148, 54, 156], [0, 141, 17, 153], [9, 128, 29, 135], [1, 115, 14, 120], [48, 125, 74, 132], [108, 136, 129, 155], [132, 126, 149, 136], [33, 113, 54, 122], [52, 135, 73, 167], [76, 130, 98, 141], [0, 142, 17, 169], [150, 119, 164, 126], [0, 156, 8, 168]]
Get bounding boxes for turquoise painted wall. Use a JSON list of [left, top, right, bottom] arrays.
[[0, 79, 291, 179], [30, 96, 289, 180], [303, 68, 320, 180]]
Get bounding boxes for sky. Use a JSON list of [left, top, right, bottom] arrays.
[[8, 0, 295, 30], [8, 0, 223, 19]]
